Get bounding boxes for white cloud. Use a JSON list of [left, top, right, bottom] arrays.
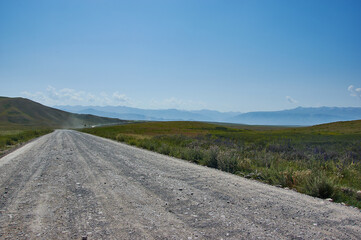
[[21, 86, 208, 110], [348, 85, 361, 98], [21, 86, 131, 106], [286, 96, 298, 104], [112, 91, 129, 103]]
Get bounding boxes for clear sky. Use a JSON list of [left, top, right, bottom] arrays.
[[1, 0, 361, 112]]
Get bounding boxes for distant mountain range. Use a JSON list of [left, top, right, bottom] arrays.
[[0, 97, 125, 129], [56, 105, 361, 126], [55, 105, 239, 122], [2, 96, 359, 128], [230, 107, 361, 126]]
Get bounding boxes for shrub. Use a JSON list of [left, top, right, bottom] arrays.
[[216, 150, 239, 173], [292, 169, 312, 187], [237, 158, 253, 173], [6, 139, 13, 145], [304, 174, 334, 199], [159, 143, 171, 155], [116, 134, 126, 142], [204, 145, 219, 168], [128, 139, 138, 146]]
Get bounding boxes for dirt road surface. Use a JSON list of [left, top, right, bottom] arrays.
[[0, 130, 360, 239]]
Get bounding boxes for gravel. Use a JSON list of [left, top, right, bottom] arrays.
[[0, 129, 360, 239]]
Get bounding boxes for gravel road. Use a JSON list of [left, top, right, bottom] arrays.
[[0, 130, 360, 239]]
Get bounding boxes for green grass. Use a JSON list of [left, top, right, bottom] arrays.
[[81, 120, 361, 208], [0, 129, 53, 157]]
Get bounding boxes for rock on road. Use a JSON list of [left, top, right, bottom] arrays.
[[0, 130, 360, 239]]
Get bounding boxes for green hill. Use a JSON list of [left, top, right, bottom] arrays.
[[304, 119, 361, 134], [0, 97, 126, 129]]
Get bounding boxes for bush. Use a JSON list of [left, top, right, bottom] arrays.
[[304, 174, 334, 199], [128, 139, 138, 146], [237, 158, 253, 173], [216, 150, 239, 173], [6, 139, 13, 145], [116, 134, 126, 142], [159, 143, 171, 155], [204, 146, 219, 168]]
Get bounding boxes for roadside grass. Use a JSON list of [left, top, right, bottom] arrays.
[[0, 129, 53, 156], [82, 120, 361, 208]]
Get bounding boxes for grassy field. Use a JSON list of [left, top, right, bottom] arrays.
[[0, 128, 53, 157], [82, 120, 361, 208]]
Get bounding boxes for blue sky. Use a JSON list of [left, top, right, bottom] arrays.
[[1, 0, 361, 112]]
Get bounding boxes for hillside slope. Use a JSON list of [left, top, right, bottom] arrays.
[[305, 119, 361, 134], [0, 97, 125, 129]]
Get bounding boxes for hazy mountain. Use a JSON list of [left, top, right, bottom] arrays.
[[56, 105, 213, 121], [229, 107, 361, 125], [0, 97, 125, 129], [56, 105, 361, 126], [190, 109, 240, 122], [77, 108, 151, 121]]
